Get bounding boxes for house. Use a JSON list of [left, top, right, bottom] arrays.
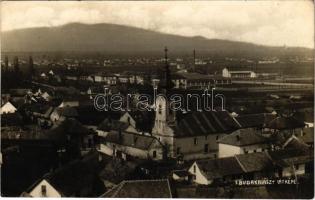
[[99, 131, 164, 160], [234, 152, 275, 179], [101, 179, 172, 198], [76, 106, 122, 129], [21, 150, 105, 197], [152, 94, 241, 160], [297, 127, 314, 147], [119, 111, 155, 134], [50, 106, 78, 122], [93, 73, 117, 85], [97, 118, 134, 137], [31, 106, 54, 128], [222, 67, 256, 78], [0, 101, 17, 114], [281, 134, 310, 150], [189, 148, 313, 185], [41, 92, 51, 101], [218, 128, 270, 158], [46, 118, 97, 153], [1, 112, 23, 127], [236, 113, 277, 130], [58, 98, 80, 107], [266, 115, 305, 136], [172, 170, 191, 182], [98, 158, 141, 187], [174, 72, 214, 89], [267, 148, 313, 178], [188, 157, 244, 185], [293, 109, 314, 128]]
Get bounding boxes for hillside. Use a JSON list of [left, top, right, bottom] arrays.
[[1, 23, 313, 57]]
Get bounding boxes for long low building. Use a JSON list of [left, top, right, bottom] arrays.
[[222, 68, 257, 78], [188, 148, 313, 185]]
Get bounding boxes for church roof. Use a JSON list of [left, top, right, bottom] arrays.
[[173, 110, 241, 137]]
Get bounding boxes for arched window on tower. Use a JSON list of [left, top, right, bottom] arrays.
[[158, 104, 162, 114]]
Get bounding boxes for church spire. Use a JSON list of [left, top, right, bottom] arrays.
[[159, 46, 173, 91]]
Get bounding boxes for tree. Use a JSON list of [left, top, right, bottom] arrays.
[[4, 55, 9, 73], [13, 56, 19, 74], [28, 56, 35, 79]]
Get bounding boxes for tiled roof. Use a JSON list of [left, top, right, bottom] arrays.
[[54, 106, 78, 117], [26, 150, 105, 197], [196, 157, 244, 179], [282, 135, 309, 151], [267, 116, 305, 130], [76, 106, 122, 126], [236, 113, 276, 128], [196, 148, 313, 180], [267, 148, 313, 167], [1, 112, 23, 127], [293, 110, 314, 123], [46, 118, 94, 139], [98, 118, 129, 132], [235, 152, 274, 173], [174, 111, 240, 137], [173, 170, 191, 177], [125, 111, 155, 133], [104, 131, 161, 150], [218, 128, 268, 146], [101, 179, 172, 198]]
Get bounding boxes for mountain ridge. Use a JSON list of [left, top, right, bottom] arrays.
[[2, 23, 313, 56]]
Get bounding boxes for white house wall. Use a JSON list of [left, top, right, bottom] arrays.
[[218, 143, 242, 158], [100, 142, 163, 160], [174, 134, 225, 160], [29, 179, 61, 197], [188, 162, 211, 185], [218, 143, 268, 158], [282, 164, 305, 177]]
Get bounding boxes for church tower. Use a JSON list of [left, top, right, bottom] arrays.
[[152, 47, 176, 153]]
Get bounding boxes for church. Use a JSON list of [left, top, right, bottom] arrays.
[[151, 47, 241, 160]]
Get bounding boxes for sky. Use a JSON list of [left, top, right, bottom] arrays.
[[1, 1, 314, 48]]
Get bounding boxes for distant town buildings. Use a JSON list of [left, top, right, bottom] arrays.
[[222, 67, 257, 78]]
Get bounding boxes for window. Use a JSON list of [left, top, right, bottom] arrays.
[[205, 135, 208, 140], [194, 138, 198, 145], [176, 147, 181, 155], [253, 150, 257, 153], [216, 135, 219, 140], [204, 144, 209, 153], [133, 136, 138, 144], [153, 151, 157, 158], [41, 185, 47, 197], [295, 164, 299, 170], [193, 165, 196, 173], [158, 105, 162, 114]]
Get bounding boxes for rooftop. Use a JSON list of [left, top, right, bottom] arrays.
[[236, 113, 276, 128], [104, 131, 162, 150], [196, 157, 244, 179], [174, 110, 240, 137], [218, 128, 268, 146], [101, 179, 172, 198]]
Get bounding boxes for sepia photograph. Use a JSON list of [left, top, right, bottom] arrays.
[[0, 0, 314, 198]]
